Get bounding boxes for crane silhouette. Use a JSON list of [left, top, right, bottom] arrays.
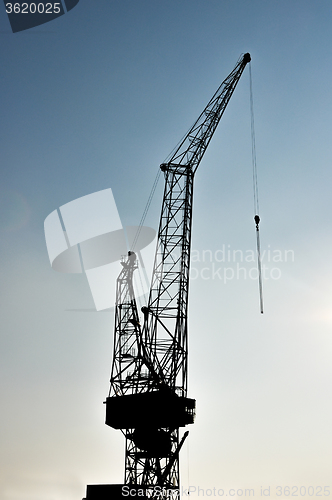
[[84, 52, 251, 500]]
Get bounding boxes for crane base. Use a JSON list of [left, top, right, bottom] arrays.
[[83, 484, 148, 500]]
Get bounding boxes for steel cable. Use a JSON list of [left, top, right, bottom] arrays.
[[249, 62, 264, 314]]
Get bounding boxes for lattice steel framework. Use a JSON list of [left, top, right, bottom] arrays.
[[106, 53, 251, 499]]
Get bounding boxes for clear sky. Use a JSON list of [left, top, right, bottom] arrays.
[[1, 1, 332, 499]]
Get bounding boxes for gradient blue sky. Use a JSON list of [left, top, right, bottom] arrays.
[[1, 1, 332, 499]]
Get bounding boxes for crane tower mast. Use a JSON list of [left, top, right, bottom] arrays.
[[84, 52, 251, 500]]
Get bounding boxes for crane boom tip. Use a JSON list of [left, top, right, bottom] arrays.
[[244, 53, 251, 63]]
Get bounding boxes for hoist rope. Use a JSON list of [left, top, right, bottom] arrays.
[[131, 168, 161, 252], [187, 434, 190, 494], [137, 264, 148, 305], [131, 117, 201, 253], [250, 63, 259, 217], [249, 62, 264, 314], [133, 273, 143, 310], [255, 215, 264, 314]]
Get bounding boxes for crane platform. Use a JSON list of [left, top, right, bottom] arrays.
[[105, 391, 196, 429]]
